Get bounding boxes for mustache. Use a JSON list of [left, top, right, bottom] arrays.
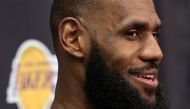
[[128, 63, 159, 73]]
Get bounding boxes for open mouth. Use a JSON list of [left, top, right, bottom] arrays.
[[130, 69, 158, 89]]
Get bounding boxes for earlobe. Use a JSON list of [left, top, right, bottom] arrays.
[[58, 17, 84, 58]]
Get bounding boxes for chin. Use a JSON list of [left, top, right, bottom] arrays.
[[141, 94, 156, 104]]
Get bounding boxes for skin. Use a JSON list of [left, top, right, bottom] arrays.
[[51, 0, 163, 109]]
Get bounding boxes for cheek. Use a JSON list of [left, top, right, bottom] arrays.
[[108, 43, 140, 71], [98, 35, 142, 72]]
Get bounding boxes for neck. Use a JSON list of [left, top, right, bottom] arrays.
[[51, 64, 93, 109]]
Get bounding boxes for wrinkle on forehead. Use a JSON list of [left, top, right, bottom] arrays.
[[82, 0, 159, 37], [117, 0, 156, 15], [86, 0, 156, 21], [105, 0, 159, 30], [115, 0, 156, 10]]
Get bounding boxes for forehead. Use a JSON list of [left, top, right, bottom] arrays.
[[83, 0, 160, 37], [116, 0, 156, 11], [119, 0, 157, 18], [103, 0, 156, 12], [95, 0, 160, 30]]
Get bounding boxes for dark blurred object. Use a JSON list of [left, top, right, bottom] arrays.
[[155, 0, 190, 109]]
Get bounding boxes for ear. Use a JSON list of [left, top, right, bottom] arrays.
[[58, 17, 86, 58]]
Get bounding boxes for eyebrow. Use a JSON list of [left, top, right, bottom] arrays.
[[120, 20, 161, 31], [128, 21, 148, 30]]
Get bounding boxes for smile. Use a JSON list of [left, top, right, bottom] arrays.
[[130, 69, 158, 89]]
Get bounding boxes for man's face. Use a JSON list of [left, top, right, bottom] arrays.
[[85, 38, 168, 109], [84, 0, 168, 109]]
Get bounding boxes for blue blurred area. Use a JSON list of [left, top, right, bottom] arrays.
[[0, 0, 190, 109]]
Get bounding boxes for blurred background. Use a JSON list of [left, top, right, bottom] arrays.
[[0, 0, 190, 109]]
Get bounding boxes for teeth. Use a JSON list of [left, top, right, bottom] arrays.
[[137, 74, 154, 80], [144, 75, 153, 79]]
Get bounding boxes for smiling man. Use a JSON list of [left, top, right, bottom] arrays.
[[50, 0, 169, 109]]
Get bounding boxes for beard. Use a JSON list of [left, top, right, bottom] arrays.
[[84, 38, 169, 109]]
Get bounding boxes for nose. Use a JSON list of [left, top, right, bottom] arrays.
[[139, 36, 163, 63]]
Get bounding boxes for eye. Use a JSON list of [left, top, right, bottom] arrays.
[[124, 30, 140, 40], [152, 30, 160, 40]]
